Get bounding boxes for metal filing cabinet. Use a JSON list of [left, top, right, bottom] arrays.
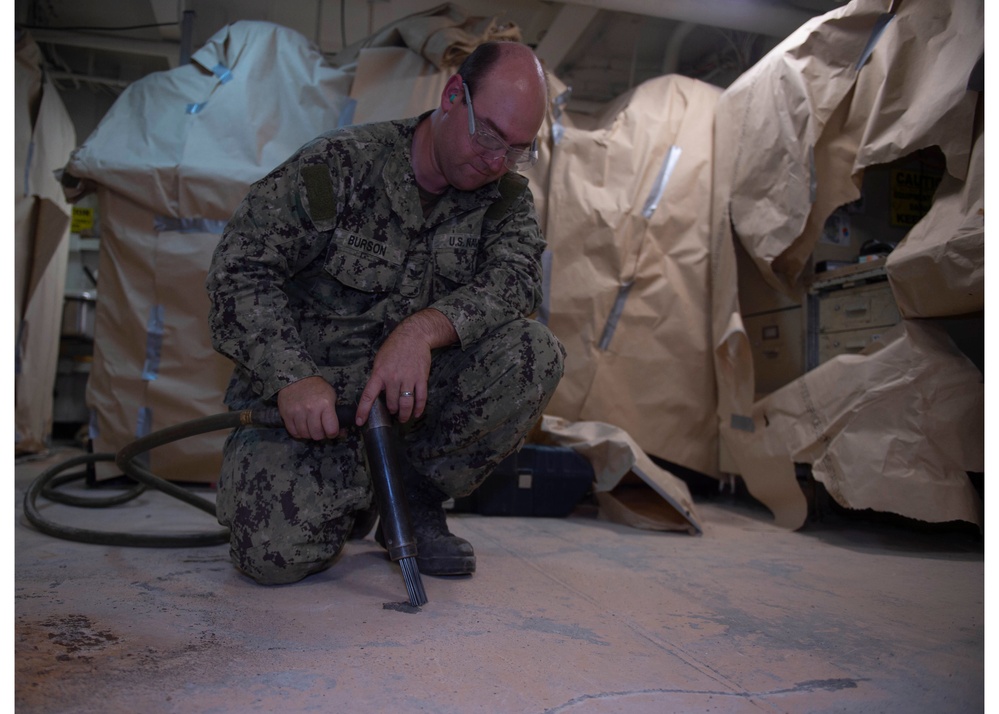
[[745, 308, 806, 397], [807, 259, 900, 369]]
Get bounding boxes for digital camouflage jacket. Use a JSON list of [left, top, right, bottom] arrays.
[[206, 114, 545, 407]]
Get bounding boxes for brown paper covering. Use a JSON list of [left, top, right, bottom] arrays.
[[544, 75, 722, 478], [712, 0, 984, 528], [15, 32, 77, 454]]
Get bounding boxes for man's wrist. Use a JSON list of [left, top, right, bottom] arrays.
[[400, 308, 458, 350]]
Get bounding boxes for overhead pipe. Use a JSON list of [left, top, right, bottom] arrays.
[[179, 9, 196, 65], [46, 70, 130, 89], [560, 0, 816, 39], [28, 27, 180, 64], [661, 21, 697, 75]]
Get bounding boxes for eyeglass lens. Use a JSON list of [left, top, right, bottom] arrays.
[[462, 82, 537, 169]]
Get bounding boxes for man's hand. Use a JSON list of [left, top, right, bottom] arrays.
[[356, 309, 458, 425], [277, 376, 341, 440]]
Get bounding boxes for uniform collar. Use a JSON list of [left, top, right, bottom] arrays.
[[384, 114, 503, 229]]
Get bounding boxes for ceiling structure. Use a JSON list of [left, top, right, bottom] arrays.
[[17, 0, 846, 122]]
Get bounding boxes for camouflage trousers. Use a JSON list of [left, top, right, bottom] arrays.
[[216, 318, 565, 584]]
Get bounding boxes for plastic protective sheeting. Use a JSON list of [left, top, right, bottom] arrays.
[[544, 75, 722, 478], [64, 21, 354, 481], [712, 0, 984, 528], [15, 32, 76, 454]]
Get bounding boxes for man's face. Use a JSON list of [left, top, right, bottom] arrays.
[[438, 73, 543, 191]]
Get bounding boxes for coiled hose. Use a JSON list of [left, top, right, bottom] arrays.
[[22, 406, 354, 548]]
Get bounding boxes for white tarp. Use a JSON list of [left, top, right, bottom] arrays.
[[64, 21, 353, 481]]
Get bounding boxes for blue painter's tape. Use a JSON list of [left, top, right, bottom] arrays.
[[643, 145, 682, 219], [142, 305, 165, 381], [212, 63, 233, 83], [153, 216, 228, 234], [598, 281, 634, 351], [134, 407, 152, 468], [730, 414, 755, 433]]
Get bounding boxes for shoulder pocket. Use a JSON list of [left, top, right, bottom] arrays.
[[300, 164, 337, 231]]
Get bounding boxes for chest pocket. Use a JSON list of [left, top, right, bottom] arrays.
[[433, 232, 479, 286], [325, 228, 403, 293]]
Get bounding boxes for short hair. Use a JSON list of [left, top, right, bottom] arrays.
[[455, 42, 505, 94], [456, 41, 551, 106]]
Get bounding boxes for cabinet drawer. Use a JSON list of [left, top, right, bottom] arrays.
[[745, 309, 805, 396], [819, 282, 899, 333], [818, 326, 893, 362]]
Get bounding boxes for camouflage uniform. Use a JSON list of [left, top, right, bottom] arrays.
[[206, 115, 565, 584]]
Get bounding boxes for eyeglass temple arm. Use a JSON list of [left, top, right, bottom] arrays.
[[462, 82, 475, 136]]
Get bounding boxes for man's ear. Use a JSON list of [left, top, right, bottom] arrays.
[[446, 76, 463, 105]]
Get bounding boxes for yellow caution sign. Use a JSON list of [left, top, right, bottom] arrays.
[[71, 206, 95, 234], [890, 169, 938, 228]]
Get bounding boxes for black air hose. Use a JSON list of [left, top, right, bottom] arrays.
[[22, 406, 355, 548]]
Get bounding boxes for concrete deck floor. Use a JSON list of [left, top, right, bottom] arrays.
[[14, 445, 984, 713]]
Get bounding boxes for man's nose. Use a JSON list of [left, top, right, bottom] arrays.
[[484, 152, 507, 171]]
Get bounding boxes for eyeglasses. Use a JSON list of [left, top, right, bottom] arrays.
[[462, 82, 538, 171]]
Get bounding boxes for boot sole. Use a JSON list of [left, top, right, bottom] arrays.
[[416, 555, 476, 576]]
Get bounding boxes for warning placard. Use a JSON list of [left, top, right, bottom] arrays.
[[890, 169, 939, 228], [71, 206, 95, 234]]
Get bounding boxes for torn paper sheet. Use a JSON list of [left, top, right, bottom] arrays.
[[722, 319, 983, 530], [539, 416, 702, 535]]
